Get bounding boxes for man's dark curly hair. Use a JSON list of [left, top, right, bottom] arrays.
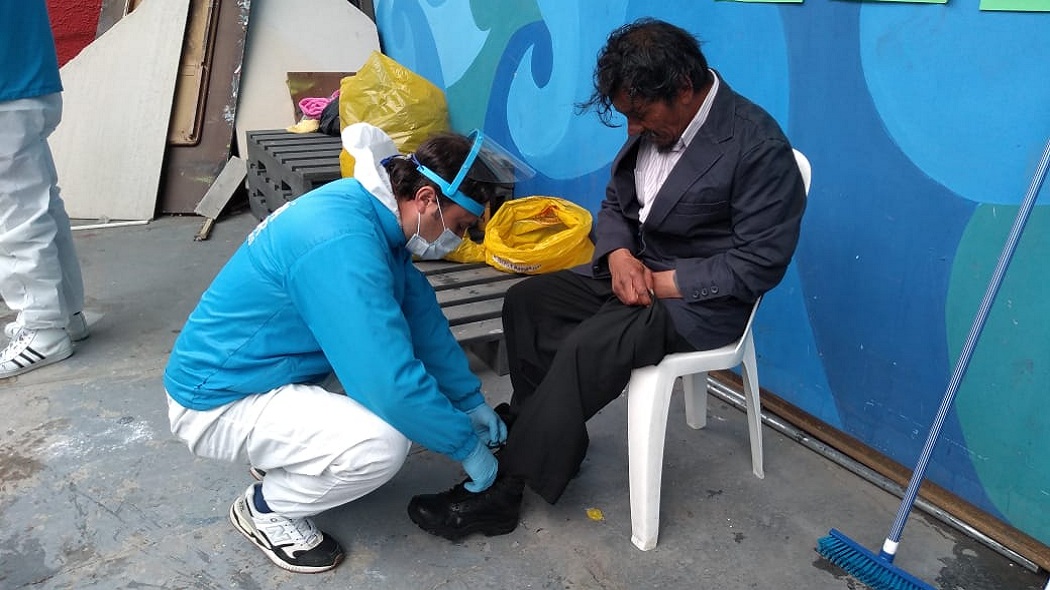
[[384, 132, 495, 209], [577, 18, 711, 127]]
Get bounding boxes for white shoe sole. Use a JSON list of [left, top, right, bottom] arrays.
[[228, 495, 341, 574], [0, 346, 73, 379]]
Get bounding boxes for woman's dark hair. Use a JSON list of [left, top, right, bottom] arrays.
[[577, 18, 711, 126], [383, 132, 495, 210]]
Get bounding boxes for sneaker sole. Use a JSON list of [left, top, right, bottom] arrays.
[[407, 509, 519, 541], [0, 347, 73, 379], [228, 496, 343, 574]]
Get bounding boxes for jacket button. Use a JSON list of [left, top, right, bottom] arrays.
[[692, 290, 700, 299], [701, 288, 708, 296], [711, 286, 718, 294]]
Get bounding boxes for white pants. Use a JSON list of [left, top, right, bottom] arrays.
[[0, 93, 84, 330], [167, 384, 412, 519]]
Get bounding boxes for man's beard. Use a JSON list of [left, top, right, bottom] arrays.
[[644, 131, 678, 152]]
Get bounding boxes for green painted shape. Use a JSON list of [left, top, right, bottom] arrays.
[[445, 0, 542, 132], [947, 203, 1050, 545]]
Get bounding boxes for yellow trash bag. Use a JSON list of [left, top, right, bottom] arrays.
[[483, 196, 595, 274], [339, 51, 451, 177], [442, 236, 487, 264]]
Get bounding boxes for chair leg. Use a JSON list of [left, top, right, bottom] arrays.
[[740, 333, 764, 479], [683, 371, 709, 429], [627, 365, 677, 550]]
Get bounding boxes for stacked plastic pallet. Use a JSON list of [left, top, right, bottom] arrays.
[[244, 130, 343, 220]]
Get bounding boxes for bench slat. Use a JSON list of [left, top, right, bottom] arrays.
[[434, 276, 527, 306], [450, 318, 506, 345], [441, 298, 504, 325], [415, 260, 488, 275], [427, 267, 517, 290]]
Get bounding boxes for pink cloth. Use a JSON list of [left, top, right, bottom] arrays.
[[298, 90, 340, 119]]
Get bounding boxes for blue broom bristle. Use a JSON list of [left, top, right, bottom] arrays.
[[817, 529, 935, 590]]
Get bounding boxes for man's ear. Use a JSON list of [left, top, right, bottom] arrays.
[[413, 185, 437, 212], [676, 83, 695, 106]]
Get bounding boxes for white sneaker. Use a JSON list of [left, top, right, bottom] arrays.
[[228, 484, 344, 573], [3, 311, 89, 342], [66, 312, 89, 342], [0, 327, 74, 378]]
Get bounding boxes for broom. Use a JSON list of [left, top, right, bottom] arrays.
[[817, 136, 1050, 590]]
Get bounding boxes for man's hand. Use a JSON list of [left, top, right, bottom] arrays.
[[461, 439, 498, 492], [466, 403, 508, 449], [608, 248, 655, 306]]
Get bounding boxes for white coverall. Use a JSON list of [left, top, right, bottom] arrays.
[[0, 93, 84, 330]]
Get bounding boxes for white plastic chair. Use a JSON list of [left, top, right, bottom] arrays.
[[626, 149, 812, 551]]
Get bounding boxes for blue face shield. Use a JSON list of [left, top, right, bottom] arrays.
[[413, 130, 536, 217], [406, 130, 535, 260]]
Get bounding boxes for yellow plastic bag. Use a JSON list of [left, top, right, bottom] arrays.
[[442, 237, 487, 264], [483, 196, 595, 274], [339, 51, 451, 177]]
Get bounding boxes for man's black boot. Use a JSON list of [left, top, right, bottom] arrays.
[[407, 473, 524, 541], [493, 402, 515, 432]]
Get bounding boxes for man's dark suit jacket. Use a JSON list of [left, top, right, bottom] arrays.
[[583, 75, 807, 350]]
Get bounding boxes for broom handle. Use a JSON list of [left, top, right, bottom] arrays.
[[880, 137, 1050, 560]]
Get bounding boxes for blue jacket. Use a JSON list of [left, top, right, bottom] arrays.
[[0, 1, 62, 102], [164, 179, 485, 461]]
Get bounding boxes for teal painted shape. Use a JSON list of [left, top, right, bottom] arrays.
[[948, 202, 1050, 545], [419, 0, 487, 87], [504, 1, 631, 179], [445, 0, 542, 132]]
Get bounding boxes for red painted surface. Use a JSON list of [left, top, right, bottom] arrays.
[[45, 0, 103, 66]]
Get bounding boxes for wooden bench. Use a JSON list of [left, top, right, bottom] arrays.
[[415, 260, 526, 375]]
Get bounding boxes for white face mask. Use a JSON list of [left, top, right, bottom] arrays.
[[405, 205, 461, 260]]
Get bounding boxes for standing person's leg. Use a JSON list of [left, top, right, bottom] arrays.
[[0, 94, 77, 377], [168, 384, 412, 573], [42, 95, 85, 338]]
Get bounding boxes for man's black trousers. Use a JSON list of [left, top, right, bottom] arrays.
[[498, 270, 694, 504]]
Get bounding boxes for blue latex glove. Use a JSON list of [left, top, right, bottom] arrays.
[[466, 402, 508, 449], [461, 439, 498, 493]]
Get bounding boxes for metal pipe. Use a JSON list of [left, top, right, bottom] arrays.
[[704, 377, 1040, 573], [71, 220, 150, 231]]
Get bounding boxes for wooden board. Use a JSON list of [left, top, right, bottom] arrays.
[[234, 0, 379, 154], [97, 0, 252, 215], [51, 0, 190, 220]]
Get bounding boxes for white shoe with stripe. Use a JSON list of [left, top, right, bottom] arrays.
[[0, 327, 74, 378]]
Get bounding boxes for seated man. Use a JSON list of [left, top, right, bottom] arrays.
[[408, 18, 807, 540], [164, 124, 532, 573]]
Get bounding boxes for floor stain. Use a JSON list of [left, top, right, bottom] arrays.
[[936, 541, 1044, 590], [0, 418, 68, 493]]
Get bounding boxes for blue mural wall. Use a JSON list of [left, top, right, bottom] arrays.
[[374, 0, 1050, 546]]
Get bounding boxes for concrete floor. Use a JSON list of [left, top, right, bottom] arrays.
[[1, 210, 1046, 590]]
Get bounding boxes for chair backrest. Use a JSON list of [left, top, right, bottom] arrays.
[[738, 149, 809, 350], [793, 148, 812, 195]]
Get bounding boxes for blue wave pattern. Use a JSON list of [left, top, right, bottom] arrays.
[[373, 0, 1050, 544]]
